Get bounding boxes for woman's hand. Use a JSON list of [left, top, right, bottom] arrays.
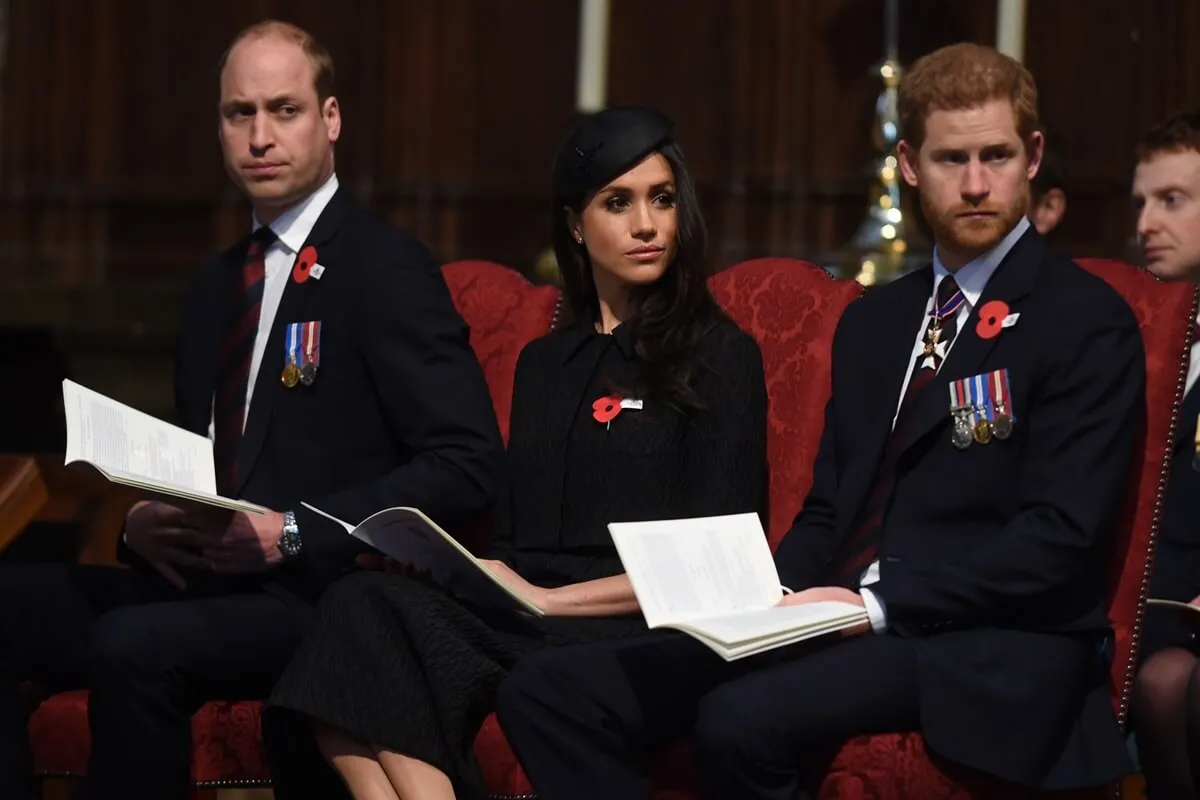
[[479, 559, 554, 613]]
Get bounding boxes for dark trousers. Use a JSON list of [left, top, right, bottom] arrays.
[[0, 563, 306, 800], [495, 631, 920, 800]]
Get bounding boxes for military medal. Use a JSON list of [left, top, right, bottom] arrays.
[[281, 361, 301, 388], [989, 368, 1015, 440], [972, 414, 993, 445], [948, 382, 974, 449], [282, 321, 322, 389], [992, 404, 1013, 440], [921, 283, 966, 371], [951, 405, 974, 450], [299, 320, 321, 387]]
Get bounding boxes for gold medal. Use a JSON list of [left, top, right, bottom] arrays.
[[281, 362, 301, 388], [973, 418, 993, 445]]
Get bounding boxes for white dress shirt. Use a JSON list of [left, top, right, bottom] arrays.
[[858, 216, 1031, 633], [208, 173, 339, 439]]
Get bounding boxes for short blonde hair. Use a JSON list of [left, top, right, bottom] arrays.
[[218, 20, 335, 103], [899, 42, 1039, 151]]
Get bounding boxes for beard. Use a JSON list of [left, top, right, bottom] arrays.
[[921, 183, 1030, 261]]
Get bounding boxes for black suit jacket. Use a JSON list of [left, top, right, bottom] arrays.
[[774, 229, 1143, 789], [122, 187, 504, 602], [1142, 384, 1200, 655]]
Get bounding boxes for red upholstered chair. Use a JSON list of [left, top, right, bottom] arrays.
[[473, 257, 867, 799], [441, 260, 564, 444], [817, 259, 1195, 799], [29, 261, 562, 796]]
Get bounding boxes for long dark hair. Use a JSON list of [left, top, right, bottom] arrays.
[[553, 142, 727, 415]]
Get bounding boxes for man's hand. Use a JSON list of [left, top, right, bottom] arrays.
[[203, 510, 286, 574], [479, 559, 552, 613], [124, 500, 213, 590], [777, 586, 869, 636]]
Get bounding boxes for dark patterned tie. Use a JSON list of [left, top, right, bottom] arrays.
[[213, 226, 276, 496], [829, 275, 963, 585]]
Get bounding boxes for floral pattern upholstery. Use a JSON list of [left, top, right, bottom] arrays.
[[708, 258, 864, 547]]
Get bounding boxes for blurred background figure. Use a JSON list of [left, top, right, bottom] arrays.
[[1028, 131, 1068, 236]]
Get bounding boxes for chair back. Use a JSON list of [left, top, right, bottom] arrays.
[[709, 258, 863, 548], [1074, 257, 1197, 723], [441, 261, 562, 442]]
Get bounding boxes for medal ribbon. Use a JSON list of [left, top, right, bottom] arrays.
[[931, 284, 966, 322], [974, 373, 994, 426], [994, 368, 1014, 420], [303, 321, 319, 368], [287, 323, 300, 366]]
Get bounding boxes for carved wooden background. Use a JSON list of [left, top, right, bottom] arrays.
[[0, 0, 1195, 419]]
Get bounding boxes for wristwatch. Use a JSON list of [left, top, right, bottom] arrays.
[[278, 510, 303, 559]]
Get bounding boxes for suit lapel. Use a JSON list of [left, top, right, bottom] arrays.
[[234, 189, 353, 496], [839, 270, 933, 517], [892, 228, 1045, 458]]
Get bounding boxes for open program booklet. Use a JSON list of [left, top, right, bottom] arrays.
[[609, 512, 869, 661], [302, 503, 545, 617], [62, 379, 267, 514], [1148, 598, 1200, 619]]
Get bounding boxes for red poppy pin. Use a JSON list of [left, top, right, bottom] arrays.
[[975, 300, 1010, 340], [292, 246, 319, 284], [592, 394, 622, 429]]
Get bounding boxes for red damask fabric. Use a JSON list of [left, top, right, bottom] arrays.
[[1073, 259, 1194, 717], [708, 258, 864, 548], [29, 690, 273, 784], [441, 260, 562, 444]]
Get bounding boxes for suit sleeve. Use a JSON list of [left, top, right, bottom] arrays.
[[871, 299, 1145, 632], [681, 329, 769, 522], [117, 267, 216, 567], [772, 313, 851, 590], [293, 236, 504, 567]]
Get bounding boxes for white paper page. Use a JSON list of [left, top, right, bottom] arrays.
[[63, 379, 216, 493], [678, 601, 868, 647], [608, 512, 782, 629]]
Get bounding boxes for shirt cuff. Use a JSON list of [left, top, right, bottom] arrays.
[[860, 587, 888, 634]]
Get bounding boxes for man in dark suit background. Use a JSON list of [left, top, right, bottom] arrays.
[[1127, 109, 1200, 799], [1028, 131, 1067, 235], [495, 42, 1141, 800], [0, 20, 503, 800]]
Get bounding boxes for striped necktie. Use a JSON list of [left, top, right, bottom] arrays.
[[213, 226, 276, 496]]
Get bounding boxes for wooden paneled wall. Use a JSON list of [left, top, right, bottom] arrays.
[[0, 0, 1195, 415]]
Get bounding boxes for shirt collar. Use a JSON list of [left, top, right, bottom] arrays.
[[932, 215, 1030, 308], [561, 318, 636, 363], [252, 172, 339, 254]]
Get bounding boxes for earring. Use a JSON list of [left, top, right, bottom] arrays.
[[575, 234, 583, 244]]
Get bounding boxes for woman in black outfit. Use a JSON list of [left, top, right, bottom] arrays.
[[262, 106, 769, 800]]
